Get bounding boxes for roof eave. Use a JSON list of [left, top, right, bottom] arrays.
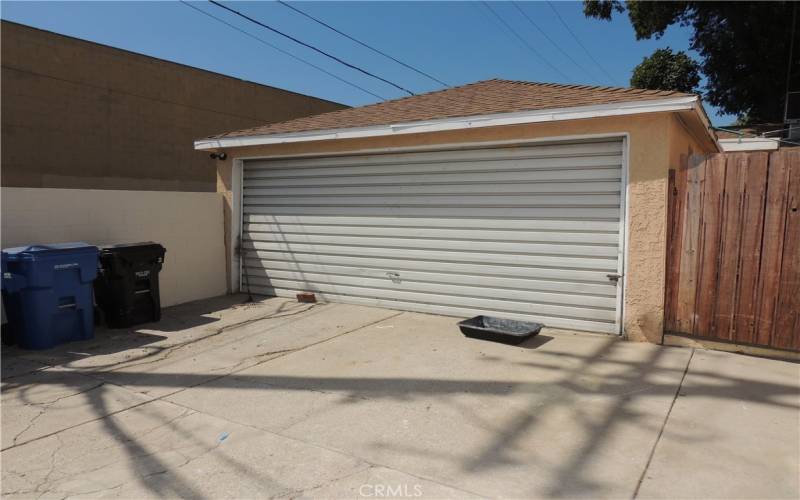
[[195, 95, 702, 150], [688, 98, 723, 153]]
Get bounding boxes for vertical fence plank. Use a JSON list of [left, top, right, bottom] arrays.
[[771, 150, 800, 350], [668, 157, 689, 332], [664, 164, 685, 333], [694, 154, 726, 337], [665, 150, 797, 352], [733, 152, 769, 344], [675, 155, 704, 334], [714, 153, 745, 340], [756, 151, 790, 346]]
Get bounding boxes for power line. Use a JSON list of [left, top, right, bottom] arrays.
[[481, 2, 571, 81], [545, 1, 621, 86], [472, 2, 525, 54], [208, 0, 414, 96], [277, 0, 449, 88], [180, 1, 386, 100], [512, 2, 601, 84]]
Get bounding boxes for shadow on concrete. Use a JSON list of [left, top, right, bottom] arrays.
[[517, 334, 554, 349], [126, 294, 249, 333], [3, 327, 798, 498], [0, 294, 301, 372]]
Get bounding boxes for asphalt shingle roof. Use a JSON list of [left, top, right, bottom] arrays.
[[209, 79, 693, 139]]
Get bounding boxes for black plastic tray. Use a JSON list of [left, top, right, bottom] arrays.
[[458, 315, 544, 345]]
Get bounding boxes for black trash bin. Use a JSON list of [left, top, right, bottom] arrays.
[[94, 242, 166, 328]]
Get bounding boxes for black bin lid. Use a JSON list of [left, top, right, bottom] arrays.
[[99, 242, 165, 256]]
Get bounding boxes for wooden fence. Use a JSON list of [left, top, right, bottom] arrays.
[[664, 149, 799, 351]]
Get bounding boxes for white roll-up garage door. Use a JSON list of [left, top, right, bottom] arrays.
[[241, 139, 625, 333]]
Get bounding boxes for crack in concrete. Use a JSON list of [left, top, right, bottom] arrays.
[[1, 358, 53, 380], [64, 482, 125, 499], [165, 388, 491, 500], [632, 348, 695, 499], [151, 310, 406, 406], [33, 432, 66, 498], [213, 347, 300, 375], [276, 463, 375, 499], [9, 405, 47, 448], [8, 382, 106, 447], [2, 306, 394, 456], [1, 396, 161, 453], [31, 382, 106, 407], [100, 304, 318, 373], [8, 409, 199, 498], [6, 303, 352, 452], [90, 408, 196, 455], [2, 308, 407, 498]]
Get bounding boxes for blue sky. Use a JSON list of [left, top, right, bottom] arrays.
[[1, 1, 736, 124]]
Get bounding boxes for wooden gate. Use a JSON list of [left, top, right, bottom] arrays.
[[664, 149, 799, 351]]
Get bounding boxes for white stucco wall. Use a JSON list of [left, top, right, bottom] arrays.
[[1, 188, 227, 307]]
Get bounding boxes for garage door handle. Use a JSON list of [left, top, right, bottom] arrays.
[[607, 273, 622, 282]]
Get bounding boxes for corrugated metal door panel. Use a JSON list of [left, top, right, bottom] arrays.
[[243, 216, 620, 231], [243, 154, 622, 179], [243, 141, 623, 171], [242, 139, 624, 333], [245, 225, 620, 244], [243, 168, 622, 187], [242, 253, 614, 284]]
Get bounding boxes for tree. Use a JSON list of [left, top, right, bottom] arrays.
[[583, 1, 800, 124], [630, 48, 700, 93]]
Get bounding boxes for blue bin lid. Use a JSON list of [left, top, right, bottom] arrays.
[[2, 242, 99, 261]]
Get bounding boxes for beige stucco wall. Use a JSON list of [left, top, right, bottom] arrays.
[[668, 113, 707, 168], [1, 187, 227, 307], [211, 112, 717, 342]]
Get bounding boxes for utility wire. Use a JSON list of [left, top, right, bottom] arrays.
[[208, 0, 414, 96], [512, 2, 601, 84], [473, 1, 526, 54], [277, 0, 449, 88], [180, 1, 386, 100], [545, 1, 621, 86], [758, 126, 797, 136], [481, 2, 571, 81]]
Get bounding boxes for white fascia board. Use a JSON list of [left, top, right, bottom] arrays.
[[719, 138, 779, 151], [689, 100, 723, 152], [195, 95, 698, 150]]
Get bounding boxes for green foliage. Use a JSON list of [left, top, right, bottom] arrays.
[[630, 48, 700, 93], [583, 1, 800, 123], [582, 1, 624, 21]]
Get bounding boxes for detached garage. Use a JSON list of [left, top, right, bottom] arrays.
[[196, 79, 720, 343]]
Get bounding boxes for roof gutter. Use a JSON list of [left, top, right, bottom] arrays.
[[195, 95, 706, 150]]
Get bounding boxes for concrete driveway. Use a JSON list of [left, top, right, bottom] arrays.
[[2, 295, 798, 499]]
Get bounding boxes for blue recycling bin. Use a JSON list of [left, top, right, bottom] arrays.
[[1, 243, 99, 350]]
